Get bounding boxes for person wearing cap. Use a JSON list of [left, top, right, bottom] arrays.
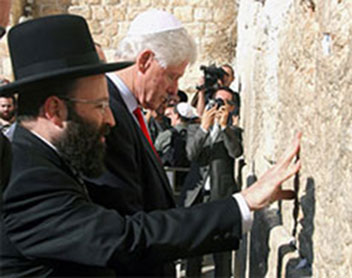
[[184, 87, 244, 278], [155, 102, 197, 191], [86, 9, 195, 213], [155, 102, 197, 165], [86, 9, 199, 274], [85, 9, 299, 277], [0, 14, 302, 278]]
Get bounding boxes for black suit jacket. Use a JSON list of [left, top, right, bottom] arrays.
[[0, 125, 243, 277], [183, 123, 243, 207], [87, 77, 177, 275]]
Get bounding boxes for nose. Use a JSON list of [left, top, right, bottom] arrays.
[[104, 107, 116, 127]]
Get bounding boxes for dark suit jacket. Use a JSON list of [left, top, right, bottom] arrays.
[[0, 125, 243, 277], [87, 77, 178, 276], [184, 123, 243, 207]]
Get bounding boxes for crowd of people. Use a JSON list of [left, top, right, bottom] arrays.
[[0, 2, 301, 278]]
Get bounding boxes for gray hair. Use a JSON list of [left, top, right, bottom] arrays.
[[116, 28, 197, 68]]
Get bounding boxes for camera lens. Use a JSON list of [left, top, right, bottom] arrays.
[[215, 98, 225, 108]]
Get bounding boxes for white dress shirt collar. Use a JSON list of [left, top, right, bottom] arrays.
[[30, 129, 58, 153], [106, 72, 138, 114]]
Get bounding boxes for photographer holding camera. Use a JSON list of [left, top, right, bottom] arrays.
[[194, 64, 235, 117], [184, 87, 243, 277]]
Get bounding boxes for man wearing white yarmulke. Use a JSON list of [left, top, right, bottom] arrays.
[[86, 9, 300, 277], [86, 10, 199, 276]]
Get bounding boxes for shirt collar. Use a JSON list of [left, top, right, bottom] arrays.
[[107, 72, 138, 113], [30, 129, 58, 153]]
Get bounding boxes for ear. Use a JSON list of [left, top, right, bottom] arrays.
[[43, 96, 67, 128], [136, 50, 154, 74]]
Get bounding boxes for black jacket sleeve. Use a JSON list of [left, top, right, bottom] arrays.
[[3, 166, 242, 269]]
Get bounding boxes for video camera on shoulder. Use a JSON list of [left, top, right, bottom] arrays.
[[196, 64, 228, 101]]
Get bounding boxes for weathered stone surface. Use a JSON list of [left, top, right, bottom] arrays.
[[194, 7, 212, 21], [174, 6, 194, 23], [185, 22, 205, 38], [68, 5, 92, 19], [109, 6, 126, 21], [0, 0, 239, 89], [39, 5, 66, 15], [236, 0, 352, 277], [168, 0, 189, 6], [103, 0, 120, 4], [88, 19, 103, 35], [87, 0, 101, 4], [104, 22, 118, 37], [92, 6, 108, 21], [126, 8, 145, 21]]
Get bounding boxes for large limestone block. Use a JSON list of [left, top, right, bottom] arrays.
[[174, 6, 194, 23], [68, 5, 92, 19]]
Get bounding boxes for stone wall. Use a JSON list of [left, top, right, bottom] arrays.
[[0, 0, 238, 92], [236, 0, 352, 277], [1, 0, 351, 277]]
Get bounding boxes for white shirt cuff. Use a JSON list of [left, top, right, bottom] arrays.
[[200, 126, 209, 134], [232, 193, 253, 235]]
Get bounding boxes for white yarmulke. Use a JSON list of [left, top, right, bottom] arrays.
[[176, 102, 198, 119], [127, 9, 183, 36]]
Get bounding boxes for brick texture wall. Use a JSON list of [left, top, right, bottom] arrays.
[[0, 0, 238, 92]]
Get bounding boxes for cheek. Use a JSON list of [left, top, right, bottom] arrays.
[[77, 108, 103, 128], [148, 76, 166, 100]]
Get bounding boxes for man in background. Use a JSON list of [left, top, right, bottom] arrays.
[[155, 102, 198, 190], [185, 87, 243, 277], [0, 93, 16, 134], [221, 64, 235, 87]]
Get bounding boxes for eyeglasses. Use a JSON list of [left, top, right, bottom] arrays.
[[0, 26, 6, 39], [59, 97, 110, 115]]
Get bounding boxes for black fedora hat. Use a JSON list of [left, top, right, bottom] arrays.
[[0, 14, 133, 95]]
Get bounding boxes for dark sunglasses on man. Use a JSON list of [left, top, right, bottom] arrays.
[[0, 26, 6, 39]]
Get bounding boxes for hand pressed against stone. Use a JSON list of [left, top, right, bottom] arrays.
[[242, 132, 302, 211]]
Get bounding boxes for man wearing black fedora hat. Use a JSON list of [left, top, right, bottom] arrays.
[[0, 14, 301, 278]]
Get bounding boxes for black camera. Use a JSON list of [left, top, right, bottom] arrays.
[[205, 98, 225, 111], [196, 64, 228, 101]]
